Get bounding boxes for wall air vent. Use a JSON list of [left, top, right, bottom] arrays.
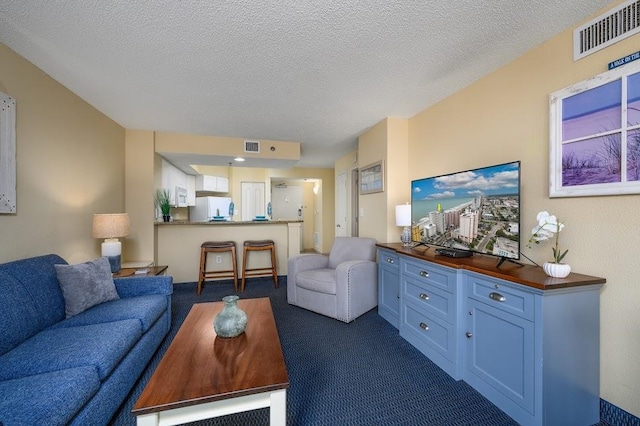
[[244, 140, 260, 153], [574, 0, 640, 61]]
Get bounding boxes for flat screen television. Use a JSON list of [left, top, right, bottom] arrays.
[[410, 161, 521, 266]]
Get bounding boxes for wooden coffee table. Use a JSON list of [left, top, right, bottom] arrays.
[[132, 298, 289, 425]]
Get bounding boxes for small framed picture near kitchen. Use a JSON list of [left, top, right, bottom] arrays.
[[0, 92, 16, 213], [549, 60, 640, 197], [360, 160, 384, 195]]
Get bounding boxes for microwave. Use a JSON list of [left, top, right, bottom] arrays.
[[175, 185, 188, 207]]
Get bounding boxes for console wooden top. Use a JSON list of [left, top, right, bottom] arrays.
[[132, 298, 289, 416], [377, 242, 605, 291]]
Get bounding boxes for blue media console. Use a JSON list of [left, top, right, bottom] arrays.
[[377, 243, 605, 426]]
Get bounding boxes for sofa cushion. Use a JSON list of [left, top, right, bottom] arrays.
[[296, 269, 337, 294], [0, 366, 99, 426], [50, 294, 168, 333], [0, 271, 43, 356], [0, 319, 142, 382], [54, 257, 119, 318], [0, 254, 67, 333]]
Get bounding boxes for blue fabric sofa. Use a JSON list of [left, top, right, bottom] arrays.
[[0, 254, 173, 425]]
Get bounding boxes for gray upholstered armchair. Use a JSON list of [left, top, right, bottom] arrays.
[[287, 237, 377, 323]]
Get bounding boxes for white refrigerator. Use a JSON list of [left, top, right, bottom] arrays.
[[190, 197, 233, 221]]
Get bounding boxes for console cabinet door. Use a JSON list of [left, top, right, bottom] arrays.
[[465, 298, 535, 414], [378, 249, 400, 328]]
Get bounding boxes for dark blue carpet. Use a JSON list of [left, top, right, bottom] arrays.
[[109, 278, 602, 425]]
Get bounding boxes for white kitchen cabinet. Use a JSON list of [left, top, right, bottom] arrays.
[[196, 175, 229, 193], [186, 175, 196, 206], [161, 158, 192, 206]]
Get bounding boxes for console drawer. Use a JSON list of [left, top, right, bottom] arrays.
[[402, 301, 455, 362], [404, 277, 455, 324], [378, 249, 399, 270], [465, 273, 535, 321], [401, 257, 455, 293]]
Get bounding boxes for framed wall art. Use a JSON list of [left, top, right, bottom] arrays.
[[549, 60, 640, 197], [359, 160, 384, 195], [0, 92, 16, 213]]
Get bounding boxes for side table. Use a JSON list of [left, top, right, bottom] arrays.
[[113, 265, 168, 278]]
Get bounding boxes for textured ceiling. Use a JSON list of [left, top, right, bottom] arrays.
[[0, 1, 612, 168]]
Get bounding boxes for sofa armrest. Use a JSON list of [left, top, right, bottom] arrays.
[[114, 275, 173, 298]]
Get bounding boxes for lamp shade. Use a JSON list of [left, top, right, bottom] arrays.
[[92, 213, 130, 239], [395, 204, 411, 227]]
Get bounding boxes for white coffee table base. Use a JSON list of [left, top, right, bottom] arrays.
[[136, 388, 286, 426]]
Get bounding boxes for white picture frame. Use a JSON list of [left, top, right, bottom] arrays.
[[549, 60, 640, 197], [359, 160, 384, 195]]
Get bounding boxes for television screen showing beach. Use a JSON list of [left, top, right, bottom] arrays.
[[411, 161, 520, 259]]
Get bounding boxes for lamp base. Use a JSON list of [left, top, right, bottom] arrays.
[[101, 239, 122, 273], [400, 226, 412, 247]]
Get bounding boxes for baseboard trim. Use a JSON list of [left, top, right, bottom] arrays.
[[601, 399, 640, 425]]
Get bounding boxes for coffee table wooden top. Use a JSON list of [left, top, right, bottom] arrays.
[[132, 298, 289, 416]]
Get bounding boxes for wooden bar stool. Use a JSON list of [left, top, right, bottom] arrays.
[[241, 240, 278, 291], [198, 241, 238, 295]]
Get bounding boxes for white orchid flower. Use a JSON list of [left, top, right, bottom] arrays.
[[530, 227, 553, 241], [536, 211, 564, 233], [528, 211, 568, 264]]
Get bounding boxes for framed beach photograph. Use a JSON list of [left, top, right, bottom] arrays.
[[359, 160, 384, 194], [549, 60, 640, 197]]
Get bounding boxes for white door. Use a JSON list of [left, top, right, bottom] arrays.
[[241, 182, 265, 220], [336, 171, 347, 236], [271, 185, 303, 220]]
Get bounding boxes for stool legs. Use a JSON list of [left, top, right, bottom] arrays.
[[241, 243, 278, 292], [198, 244, 238, 295]]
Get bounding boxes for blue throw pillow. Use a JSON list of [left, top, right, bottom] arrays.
[[54, 257, 119, 318]]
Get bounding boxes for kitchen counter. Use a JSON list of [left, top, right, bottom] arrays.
[[155, 220, 302, 283]]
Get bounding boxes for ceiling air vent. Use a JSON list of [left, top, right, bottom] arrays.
[[574, 0, 640, 61], [244, 140, 260, 153]]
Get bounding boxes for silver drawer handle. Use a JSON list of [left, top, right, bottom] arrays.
[[386, 258, 395, 264], [419, 270, 429, 278], [419, 293, 429, 301], [466, 332, 473, 338], [489, 292, 506, 302], [419, 322, 429, 331]]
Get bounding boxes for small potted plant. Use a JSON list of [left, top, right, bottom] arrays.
[[527, 211, 570, 278], [155, 189, 172, 222]]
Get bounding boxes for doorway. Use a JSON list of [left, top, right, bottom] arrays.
[[351, 169, 359, 237], [269, 179, 318, 252]]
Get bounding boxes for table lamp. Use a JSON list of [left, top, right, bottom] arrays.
[[395, 204, 412, 246], [92, 213, 130, 273]]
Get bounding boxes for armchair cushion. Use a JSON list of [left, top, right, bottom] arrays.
[[296, 269, 336, 294]]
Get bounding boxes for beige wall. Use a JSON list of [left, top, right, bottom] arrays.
[[124, 130, 156, 263], [155, 131, 300, 162], [357, 117, 410, 243], [401, 4, 639, 418], [386, 117, 409, 242], [357, 119, 389, 242], [0, 43, 125, 264]]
